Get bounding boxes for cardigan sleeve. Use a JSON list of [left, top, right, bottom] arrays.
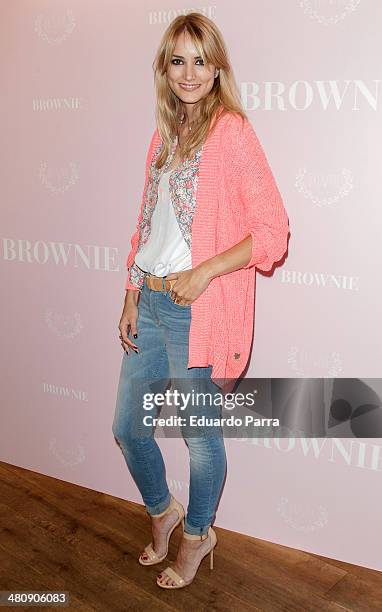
[[125, 262, 145, 291], [124, 129, 158, 291], [236, 120, 290, 272]]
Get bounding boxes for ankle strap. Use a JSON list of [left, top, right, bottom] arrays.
[[183, 528, 210, 541], [149, 495, 175, 518]]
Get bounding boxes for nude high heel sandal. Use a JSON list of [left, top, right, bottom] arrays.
[[156, 526, 217, 589], [138, 495, 185, 566]]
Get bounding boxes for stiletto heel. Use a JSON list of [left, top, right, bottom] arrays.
[[156, 526, 217, 589], [138, 495, 185, 566]]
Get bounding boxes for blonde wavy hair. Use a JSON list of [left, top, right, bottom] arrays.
[[152, 12, 247, 169]]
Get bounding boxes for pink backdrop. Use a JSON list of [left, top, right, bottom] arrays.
[[1, 1, 381, 572]]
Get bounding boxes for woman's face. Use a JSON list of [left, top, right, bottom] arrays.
[[166, 30, 216, 107]]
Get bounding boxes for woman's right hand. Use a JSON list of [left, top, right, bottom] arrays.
[[118, 290, 140, 355]]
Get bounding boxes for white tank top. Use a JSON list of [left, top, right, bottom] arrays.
[[134, 170, 192, 277]]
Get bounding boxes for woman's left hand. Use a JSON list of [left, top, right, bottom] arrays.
[[166, 265, 212, 306]]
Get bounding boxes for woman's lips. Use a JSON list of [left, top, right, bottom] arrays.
[[179, 84, 201, 91]]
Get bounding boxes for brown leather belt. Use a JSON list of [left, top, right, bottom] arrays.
[[144, 273, 175, 292]]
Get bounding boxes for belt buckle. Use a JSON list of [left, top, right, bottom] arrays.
[[145, 273, 154, 290], [146, 273, 174, 294]]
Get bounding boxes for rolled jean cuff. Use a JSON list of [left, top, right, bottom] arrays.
[[145, 491, 171, 516], [184, 518, 211, 536]]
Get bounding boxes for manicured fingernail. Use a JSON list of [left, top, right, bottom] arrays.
[[133, 334, 138, 339]]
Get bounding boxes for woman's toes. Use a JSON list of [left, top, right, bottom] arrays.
[[160, 572, 172, 586], [157, 570, 177, 587]]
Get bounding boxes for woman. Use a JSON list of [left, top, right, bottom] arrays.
[[112, 13, 290, 590]]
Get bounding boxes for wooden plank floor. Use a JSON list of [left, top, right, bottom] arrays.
[[0, 461, 381, 612]]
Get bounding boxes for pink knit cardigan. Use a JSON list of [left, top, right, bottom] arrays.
[[125, 111, 290, 388]]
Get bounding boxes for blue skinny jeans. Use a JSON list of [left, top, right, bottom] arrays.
[[112, 278, 227, 536]]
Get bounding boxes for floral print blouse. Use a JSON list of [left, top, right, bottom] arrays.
[[128, 135, 204, 290]]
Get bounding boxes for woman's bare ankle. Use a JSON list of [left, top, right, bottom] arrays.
[[140, 509, 180, 561]]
